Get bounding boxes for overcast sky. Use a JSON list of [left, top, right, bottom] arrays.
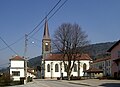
[[0, 0, 120, 67]]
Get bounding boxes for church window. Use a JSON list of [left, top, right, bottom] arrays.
[[74, 64, 77, 72], [47, 64, 50, 72], [83, 63, 87, 71], [55, 64, 59, 72]]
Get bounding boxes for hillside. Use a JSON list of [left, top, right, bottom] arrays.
[[82, 41, 115, 59], [28, 41, 115, 68], [28, 56, 42, 68]]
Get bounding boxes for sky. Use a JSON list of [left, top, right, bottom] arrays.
[[0, 0, 120, 67]]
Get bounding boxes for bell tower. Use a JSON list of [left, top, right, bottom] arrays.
[[41, 18, 51, 78], [42, 18, 51, 54]]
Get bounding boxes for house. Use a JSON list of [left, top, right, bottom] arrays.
[[9, 56, 25, 81], [91, 55, 111, 77], [27, 68, 36, 79], [107, 40, 120, 78], [41, 19, 92, 79], [84, 67, 103, 78], [9, 56, 36, 81]]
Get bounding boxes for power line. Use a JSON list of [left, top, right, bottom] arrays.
[[48, 0, 68, 21], [0, 0, 62, 51], [0, 36, 19, 55], [29, 0, 68, 39], [0, 36, 24, 51], [29, 37, 41, 42], [27, 0, 62, 36], [0, 0, 68, 53]]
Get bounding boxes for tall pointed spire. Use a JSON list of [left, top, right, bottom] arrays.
[[43, 17, 50, 40], [41, 17, 51, 79]]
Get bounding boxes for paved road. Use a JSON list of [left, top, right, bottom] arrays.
[[8, 79, 89, 87], [8, 79, 120, 87]]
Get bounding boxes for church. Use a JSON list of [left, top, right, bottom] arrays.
[[41, 19, 92, 79]]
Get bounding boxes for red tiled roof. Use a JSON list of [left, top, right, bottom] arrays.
[[45, 53, 92, 61], [93, 56, 111, 63], [84, 67, 103, 73], [10, 55, 25, 61]]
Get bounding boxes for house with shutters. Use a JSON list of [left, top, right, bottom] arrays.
[[41, 19, 92, 79], [91, 55, 111, 77]]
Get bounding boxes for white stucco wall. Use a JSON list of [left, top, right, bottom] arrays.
[[10, 60, 25, 81], [10, 60, 36, 81], [45, 61, 62, 78], [45, 60, 90, 78], [11, 60, 24, 67], [10, 69, 25, 81]]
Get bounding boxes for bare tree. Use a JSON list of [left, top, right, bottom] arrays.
[[53, 23, 89, 80]]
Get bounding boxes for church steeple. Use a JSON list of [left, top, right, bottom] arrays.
[[41, 18, 51, 79], [43, 18, 50, 40], [42, 18, 51, 54]]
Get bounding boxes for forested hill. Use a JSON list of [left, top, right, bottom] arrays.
[[28, 56, 42, 68], [82, 41, 115, 59], [28, 41, 116, 68]]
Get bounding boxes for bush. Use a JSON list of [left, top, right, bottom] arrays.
[[107, 76, 115, 79], [27, 76, 33, 82], [57, 77, 60, 80], [0, 72, 12, 86]]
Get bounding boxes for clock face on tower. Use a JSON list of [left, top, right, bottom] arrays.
[[45, 42, 49, 51], [45, 42, 48, 45]]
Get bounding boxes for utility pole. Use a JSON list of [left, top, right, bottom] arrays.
[[24, 34, 28, 84]]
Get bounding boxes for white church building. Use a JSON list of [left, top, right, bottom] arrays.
[[41, 19, 92, 79], [44, 53, 91, 79]]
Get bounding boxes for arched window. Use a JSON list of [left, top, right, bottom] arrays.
[[55, 64, 59, 72], [47, 64, 50, 72], [83, 63, 87, 71], [74, 64, 77, 72]]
